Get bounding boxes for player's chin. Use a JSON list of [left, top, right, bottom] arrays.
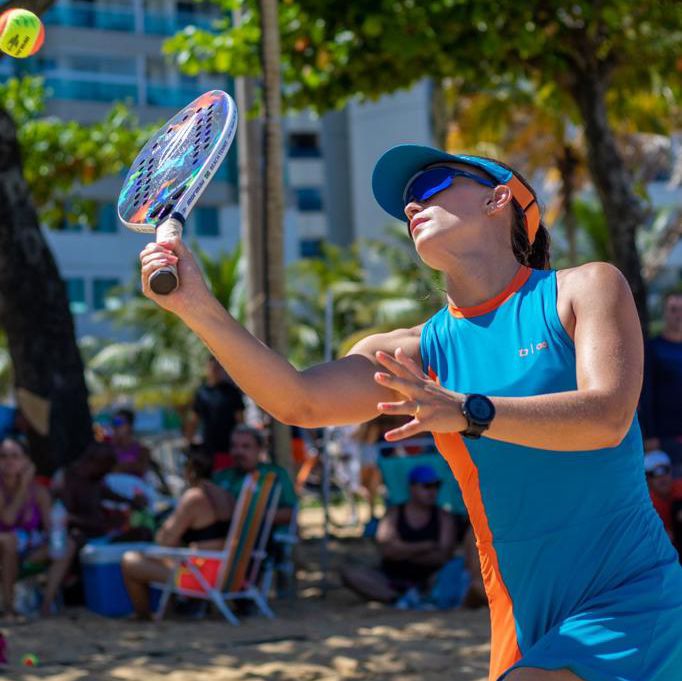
[[413, 229, 447, 263]]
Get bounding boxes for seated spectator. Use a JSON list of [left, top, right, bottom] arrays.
[[645, 450, 682, 557], [63, 442, 149, 545], [111, 408, 151, 478], [0, 437, 76, 618], [111, 408, 171, 495], [121, 447, 234, 620], [340, 465, 456, 604], [214, 425, 296, 528]]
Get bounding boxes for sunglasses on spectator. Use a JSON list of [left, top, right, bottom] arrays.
[[403, 166, 496, 207], [419, 481, 441, 490], [646, 466, 672, 478]]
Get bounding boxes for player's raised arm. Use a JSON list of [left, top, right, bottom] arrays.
[[140, 239, 422, 427]]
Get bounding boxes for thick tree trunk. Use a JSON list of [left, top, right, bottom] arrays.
[[0, 108, 92, 474], [569, 67, 649, 328]]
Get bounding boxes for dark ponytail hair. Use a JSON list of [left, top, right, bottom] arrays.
[[184, 444, 214, 483], [509, 165, 551, 270], [477, 157, 551, 270], [511, 208, 551, 270]]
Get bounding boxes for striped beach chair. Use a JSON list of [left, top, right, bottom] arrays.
[[147, 471, 280, 624]]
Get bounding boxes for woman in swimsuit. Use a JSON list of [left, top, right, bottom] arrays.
[[0, 437, 76, 618], [122, 447, 233, 619], [138, 143, 682, 680]]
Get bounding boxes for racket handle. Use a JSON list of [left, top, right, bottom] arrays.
[[150, 214, 184, 295]]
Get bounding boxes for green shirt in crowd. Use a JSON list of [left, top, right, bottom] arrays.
[[213, 463, 297, 511]]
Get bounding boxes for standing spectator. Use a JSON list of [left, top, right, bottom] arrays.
[[214, 425, 295, 528], [0, 437, 76, 618], [640, 290, 682, 475], [645, 450, 682, 558], [185, 356, 245, 472], [340, 465, 456, 604]]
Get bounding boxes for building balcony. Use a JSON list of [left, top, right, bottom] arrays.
[[46, 77, 138, 104], [43, 3, 217, 36], [44, 4, 135, 32]]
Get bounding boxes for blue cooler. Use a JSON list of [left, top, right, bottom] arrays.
[[81, 542, 156, 617]]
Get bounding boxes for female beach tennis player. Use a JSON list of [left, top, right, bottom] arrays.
[[139, 144, 682, 681]]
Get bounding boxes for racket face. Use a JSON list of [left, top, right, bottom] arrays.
[[117, 90, 237, 233]]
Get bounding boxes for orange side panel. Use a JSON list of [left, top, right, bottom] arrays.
[[428, 368, 521, 679]]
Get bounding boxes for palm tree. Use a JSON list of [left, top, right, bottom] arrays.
[[288, 231, 444, 362], [86, 244, 243, 409], [445, 80, 680, 273]]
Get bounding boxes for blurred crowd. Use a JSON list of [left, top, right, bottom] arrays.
[[1, 288, 681, 621]]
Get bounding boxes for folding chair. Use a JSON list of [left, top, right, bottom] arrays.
[[260, 504, 299, 600], [146, 471, 280, 624]]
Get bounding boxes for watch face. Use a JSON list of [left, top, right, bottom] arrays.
[[468, 395, 494, 422]]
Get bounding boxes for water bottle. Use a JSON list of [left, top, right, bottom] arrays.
[[49, 499, 68, 559]]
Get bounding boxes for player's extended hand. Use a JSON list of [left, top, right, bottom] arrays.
[[374, 348, 466, 441], [139, 239, 211, 317]]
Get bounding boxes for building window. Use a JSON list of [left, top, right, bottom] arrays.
[[288, 132, 321, 158], [299, 238, 323, 258], [93, 278, 121, 311], [93, 203, 118, 233], [65, 278, 87, 315], [194, 206, 220, 237], [296, 188, 323, 213]]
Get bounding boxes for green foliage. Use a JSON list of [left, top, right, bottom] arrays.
[[85, 243, 244, 407], [0, 76, 152, 228], [287, 231, 443, 365], [165, 1, 681, 118]]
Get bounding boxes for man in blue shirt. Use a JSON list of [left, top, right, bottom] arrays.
[[640, 291, 682, 476]]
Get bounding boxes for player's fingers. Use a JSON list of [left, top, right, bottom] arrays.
[[141, 242, 176, 258], [140, 252, 178, 271], [375, 350, 414, 379], [374, 372, 418, 397], [377, 400, 418, 415], [395, 347, 428, 379], [383, 419, 422, 441], [141, 257, 176, 278], [157, 239, 189, 256]]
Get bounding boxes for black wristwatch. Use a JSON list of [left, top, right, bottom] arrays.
[[460, 394, 496, 439]]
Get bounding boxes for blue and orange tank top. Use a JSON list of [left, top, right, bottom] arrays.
[[420, 266, 673, 679]]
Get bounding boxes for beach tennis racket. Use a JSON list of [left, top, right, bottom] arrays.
[[117, 90, 238, 294]]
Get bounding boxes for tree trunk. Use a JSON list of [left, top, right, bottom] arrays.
[[0, 108, 92, 475], [234, 71, 266, 342], [569, 67, 649, 328], [259, 0, 291, 472], [557, 143, 579, 266]]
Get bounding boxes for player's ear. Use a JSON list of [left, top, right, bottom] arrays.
[[485, 185, 513, 215]]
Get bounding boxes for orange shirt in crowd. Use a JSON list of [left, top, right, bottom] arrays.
[[649, 479, 682, 536]]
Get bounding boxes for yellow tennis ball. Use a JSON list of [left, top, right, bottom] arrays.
[[0, 9, 44, 59]]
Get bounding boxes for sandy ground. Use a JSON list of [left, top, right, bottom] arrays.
[[2, 505, 491, 681]]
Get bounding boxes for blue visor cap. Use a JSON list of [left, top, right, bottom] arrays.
[[372, 144, 541, 244], [408, 465, 442, 485]]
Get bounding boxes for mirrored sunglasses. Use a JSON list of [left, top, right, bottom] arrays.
[[403, 166, 495, 206]]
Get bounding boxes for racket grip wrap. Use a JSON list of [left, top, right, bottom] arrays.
[[150, 215, 184, 295]]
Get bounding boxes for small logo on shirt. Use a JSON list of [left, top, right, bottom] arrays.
[[519, 340, 549, 357]]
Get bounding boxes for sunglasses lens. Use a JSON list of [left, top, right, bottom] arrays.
[[406, 168, 454, 205]]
